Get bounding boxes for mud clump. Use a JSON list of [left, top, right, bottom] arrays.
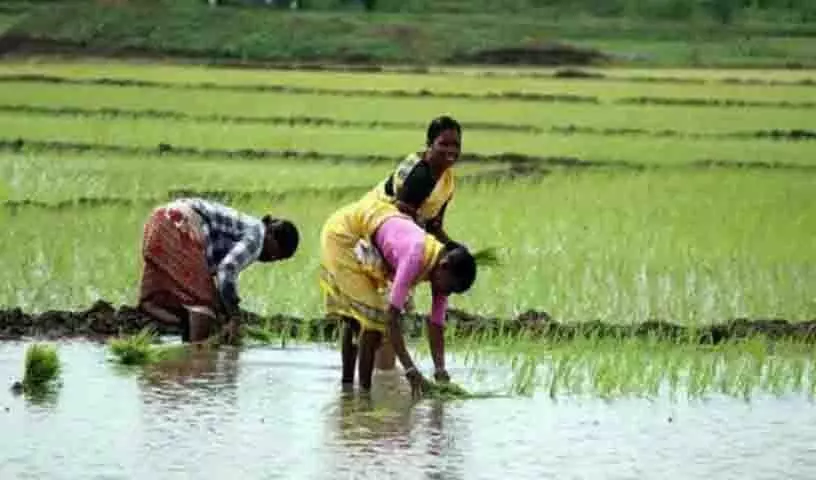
[[553, 68, 606, 79], [2, 301, 816, 345], [449, 44, 610, 66], [0, 300, 178, 341]]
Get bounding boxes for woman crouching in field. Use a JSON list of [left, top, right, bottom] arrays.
[[319, 194, 477, 397], [138, 197, 299, 344]]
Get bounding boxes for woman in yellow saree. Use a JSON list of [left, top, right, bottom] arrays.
[[361, 115, 462, 246], [319, 193, 477, 398], [360, 115, 464, 371]]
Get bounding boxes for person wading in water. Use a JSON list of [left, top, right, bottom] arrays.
[[138, 197, 299, 344]]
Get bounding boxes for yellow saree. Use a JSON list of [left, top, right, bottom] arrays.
[[318, 194, 445, 332], [361, 152, 455, 228]]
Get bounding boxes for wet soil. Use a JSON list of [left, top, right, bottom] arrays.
[[446, 44, 610, 67], [1, 300, 815, 344]]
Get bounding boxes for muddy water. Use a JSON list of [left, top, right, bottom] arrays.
[[2, 341, 816, 479]]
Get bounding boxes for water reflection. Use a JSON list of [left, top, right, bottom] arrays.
[[423, 400, 467, 480], [138, 346, 241, 408], [11, 382, 62, 410], [130, 347, 244, 475], [323, 372, 467, 479]]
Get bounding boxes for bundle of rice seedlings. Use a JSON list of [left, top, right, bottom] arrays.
[[425, 380, 471, 398], [472, 247, 501, 267], [109, 326, 223, 366], [22, 343, 61, 389], [242, 325, 277, 344], [108, 327, 160, 366], [423, 380, 507, 400]]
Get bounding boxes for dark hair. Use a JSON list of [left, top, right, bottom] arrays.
[[264, 216, 299, 259], [444, 245, 477, 294], [426, 115, 462, 147]]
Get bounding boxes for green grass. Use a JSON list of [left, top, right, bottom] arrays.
[[4, 2, 816, 68], [571, 36, 816, 69], [1, 112, 814, 166], [0, 13, 21, 34]]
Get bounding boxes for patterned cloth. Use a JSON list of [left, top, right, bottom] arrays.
[[362, 152, 455, 229], [138, 202, 217, 317], [182, 198, 266, 311]]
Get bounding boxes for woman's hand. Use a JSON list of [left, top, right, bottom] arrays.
[[433, 369, 451, 384], [395, 200, 419, 220], [405, 367, 431, 399], [387, 305, 430, 399], [221, 315, 241, 345]]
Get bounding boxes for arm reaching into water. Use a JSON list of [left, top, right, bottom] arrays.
[[428, 293, 449, 382], [387, 240, 433, 397], [214, 225, 264, 343], [385, 306, 431, 398]]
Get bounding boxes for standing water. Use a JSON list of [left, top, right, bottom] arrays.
[[1, 341, 815, 479]]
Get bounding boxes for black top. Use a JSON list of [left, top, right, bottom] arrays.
[[384, 158, 437, 209]]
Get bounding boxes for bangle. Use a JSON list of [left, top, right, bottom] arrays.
[[404, 365, 417, 375]]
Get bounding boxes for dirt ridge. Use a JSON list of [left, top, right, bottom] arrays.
[[0, 73, 599, 105], [4, 138, 815, 174], [2, 300, 816, 345], [4, 73, 815, 109]]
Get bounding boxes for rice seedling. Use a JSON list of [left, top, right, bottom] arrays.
[[0, 149, 501, 205], [472, 247, 501, 267], [242, 325, 279, 345], [21, 343, 61, 388], [108, 327, 161, 366], [441, 331, 816, 401], [108, 327, 214, 366], [9, 343, 63, 405]]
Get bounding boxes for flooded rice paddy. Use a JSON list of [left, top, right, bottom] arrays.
[[0, 60, 813, 478], [2, 341, 816, 479]]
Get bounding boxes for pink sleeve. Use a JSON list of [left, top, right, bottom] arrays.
[[430, 293, 448, 326], [388, 242, 425, 311]]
